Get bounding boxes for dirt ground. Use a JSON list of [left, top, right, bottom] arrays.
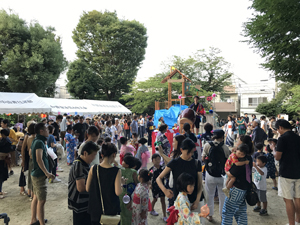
[[0, 151, 289, 225]]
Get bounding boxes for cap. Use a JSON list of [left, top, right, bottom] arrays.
[[213, 129, 225, 138]]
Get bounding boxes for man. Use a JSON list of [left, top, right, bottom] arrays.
[[244, 113, 249, 124], [130, 115, 138, 134], [1, 119, 18, 175], [41, 118, 47, 126], [78, 126, 100, 166], [73, 116, 79, 124], [115, 118, 123, 150], [30, 123, 55, 225], [73, 116, 88, 144], [252, 119, 267, 149], [275, 119, 300, 225], [68, 141, 99, 225], [52, 115, 63, 142], [139, 115, 145, 138], [189, 96, 204, 134], [60, 113, 68, 146]]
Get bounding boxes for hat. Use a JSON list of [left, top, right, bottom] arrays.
[[115, 118, 119, 121], [213, 129, 225, 138], [85, 117, 91, 120], [268, 138, 278, 144]]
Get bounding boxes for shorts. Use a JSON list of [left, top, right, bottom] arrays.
[[256, 189, 267, 202], [194, 117, 201, 129], [266, 172, 276, 179], [32, 175, 47, 201], [152, 184, 165, 198], [278, 177, 300, 200]]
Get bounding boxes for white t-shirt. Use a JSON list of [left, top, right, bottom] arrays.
[[261, 120, 267, 132], [253, 166, 268, 191], [140, 118, 145, 126]]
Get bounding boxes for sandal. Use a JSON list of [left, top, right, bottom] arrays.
[[20, 191, 28, 196], [0, 192, 7, 195], [206, 216, 213, 222], [0, 195, 5, 199]]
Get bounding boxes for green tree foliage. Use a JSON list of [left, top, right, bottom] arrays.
[[0, 10, 67, 96], [243, 0, 300, 84], [67, 10, 147, 100], [122, 48, 231, 114], [285, 85, 300, 116]]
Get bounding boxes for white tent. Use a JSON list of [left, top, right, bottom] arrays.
[[84, 99, 131, 114], [40, 97, 99, 115], [0, 92, 51, 114]]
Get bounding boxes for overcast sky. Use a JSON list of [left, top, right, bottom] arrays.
[[1, 0, 273, 86]]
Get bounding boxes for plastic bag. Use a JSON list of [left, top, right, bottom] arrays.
[[199, 204, 210, 218], [47, 147, 57, 160]]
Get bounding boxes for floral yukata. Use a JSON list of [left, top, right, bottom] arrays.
[[174, 192, 201, 225], [131, 183, 149, 225], [64, 132, 76, 164]]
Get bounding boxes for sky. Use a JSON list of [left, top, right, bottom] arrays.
[[1, 0, 273, 86]]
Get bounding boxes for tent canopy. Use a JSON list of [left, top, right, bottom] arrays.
[[84, 99, 131, 115], [0, 92, 51, 114]]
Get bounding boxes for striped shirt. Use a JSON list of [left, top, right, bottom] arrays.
[[68, 157, 90, 213]]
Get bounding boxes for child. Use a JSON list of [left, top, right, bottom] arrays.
[[120, 137, 135, 164], [173, 172, 207, 224], [149, 153, 167, 222], [133, 158, 142, 171], [130, 132, 139, 154], [135, 138, 150, 169], [265, 144, 278, 190], [0, 129, 11, 198], [104, 137, 112, 143], [223, 144, 249, 197], [132, 169, 152, 225], [147, 117, 155, 146], [183, 123, 198, 159], [253, 143, 265, 162], [253, 155, 268, 216], [172, 123, 179, 134], [120, 155, 138, 225]]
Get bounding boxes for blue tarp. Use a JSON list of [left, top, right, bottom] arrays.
[[154, 104, 189, 128]]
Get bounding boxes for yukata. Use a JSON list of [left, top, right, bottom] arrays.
[[131, 183, 149, 225], [174, 192, 201, 225], [64, 132, 76, 164], [225, 153, 239, 172], [120, 145, 135, 164], [135, 145, 150, 169], [155, 132, 171, 156]]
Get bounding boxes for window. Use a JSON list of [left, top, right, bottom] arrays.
[[248, 97, 267, 106]]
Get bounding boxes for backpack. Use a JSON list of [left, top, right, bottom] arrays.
[[124, 122, 129, 130], [205, 142, 227, 177]]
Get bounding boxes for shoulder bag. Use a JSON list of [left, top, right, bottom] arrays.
[[97, 165, 120, 225]]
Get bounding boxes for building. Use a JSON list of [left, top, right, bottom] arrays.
[[54, 84, 71, 99]]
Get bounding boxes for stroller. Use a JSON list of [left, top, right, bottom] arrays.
[[0, 213, 10, 225]]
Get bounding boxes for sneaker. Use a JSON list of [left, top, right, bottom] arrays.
[[150, 211, 159, 216], [52, 177, 61, 183], [259, 209, 268, 216], [57, 167, 64, 172], [272, 187, 278, 191], [222, 187, 230, 198], [163, 217, 168, 222], [253, 206, 261, 212]]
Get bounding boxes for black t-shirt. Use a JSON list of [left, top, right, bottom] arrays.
[[244, 117, 249, 124], [191, 103, 200, 113], [230, 155, 253, 190], [167, 157, 201, 203], [52, 122, 60, 141], [276, 131, 300, 179], [73, 123, 87, 143]]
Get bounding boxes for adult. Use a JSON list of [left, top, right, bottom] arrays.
[[130, 115, 139, 135], [124, 116, 131, 140], [60, 113, 68, 147], [147, 117, 155, 146], [52, 115, 63, 143], [189, 96, 204, 134], [14, 119, 24, 132], [85, 117, 91, 127], [1, 119, 18, 175], [260, 116, 268, 133], [30, 123, 55, 225], [86, 143, 124, 225], [252, 119, 267, 148], [225, 116, 234, 147], [275, 119, 300, 225], [252, 114, 257, 122], [221, 144, 252, 225], [244, 113, 249, 124], [0, 129, 11, 199], [202, 123, 213, 144], [139, 115, 145, 138], [155, 124, 171, 157], [78, 126, 100, 166], [114, 118, 123, 150], [237, 116, 246, 136], [73, 116, 88, 144], [202, 130, 230, 222], [157, 117, 165, 129], [268, 116, 276, 138], [65, 125, 77, 166], [104, 120, 112, 138], [156, 138, 203, 214], [68, 141, 99, 225], [47, 125, 61, 183]]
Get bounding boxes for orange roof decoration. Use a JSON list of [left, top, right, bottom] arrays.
[[161, 68, 192, 83]]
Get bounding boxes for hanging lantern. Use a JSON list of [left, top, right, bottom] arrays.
[[206, 96, 213, 101], [40, 114, 47, 118], [212, 93, 217, 98], [6, 113, 11, 116]]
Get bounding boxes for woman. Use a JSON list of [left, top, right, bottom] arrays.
[[252, 114, 257, 122], [237, 116, 246, 136], [260, 116, 268, 133], [268, 116, 276, 138], [0, 129, 11, 199], [105, 120, 112, 138], [221, 142, 253, 225], [155, 124, 171, 157], [86, 143, 125, 225], [124, 117, 131, 140], [202, 130, 231, 222], [65, 125, 77, 165], [225, 116, 234, 147], [201, 123, 213, 144], [157, 117, 164, 129]]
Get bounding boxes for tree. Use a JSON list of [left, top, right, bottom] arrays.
[[0, 10, 67, 96], [67, 10, 147, 100], [285, 85, 300, 116], [243, 0, 300, 84], [122, 48, 231, 114]]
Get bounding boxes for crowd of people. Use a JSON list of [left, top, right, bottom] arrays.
[[0, 111, 300, 225]]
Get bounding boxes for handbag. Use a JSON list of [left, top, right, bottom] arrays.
[[246, 181, 258, 206], [97, 166, 120, 225], [47, 154, 55, 172]]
